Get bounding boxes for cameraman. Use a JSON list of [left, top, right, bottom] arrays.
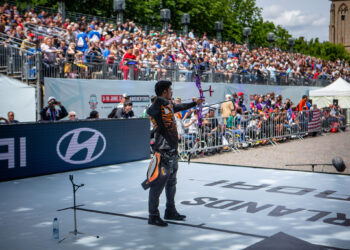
[[40, 96, 68, 121], [236, 92, 247, 112]]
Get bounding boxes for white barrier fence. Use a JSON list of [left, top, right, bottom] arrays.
[[178, 109, 346, 160]]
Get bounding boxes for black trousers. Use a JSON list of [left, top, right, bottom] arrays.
[[148, 150, 178, 216]]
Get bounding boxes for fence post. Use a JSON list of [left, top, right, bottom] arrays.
[[8, 53, 13, 75], [175, 63, 179, 82], [36, 52, 42, 121], [24, 61, 29, 85], [102, 63, 107, 79], [210, 68, 214, 83]]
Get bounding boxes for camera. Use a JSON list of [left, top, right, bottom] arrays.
[[238, 97, 244, 106]]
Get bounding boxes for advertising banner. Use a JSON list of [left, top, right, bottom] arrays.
[[44, 78, 319, 120], [0, 119, 150, 181]]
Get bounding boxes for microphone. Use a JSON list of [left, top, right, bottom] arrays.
[[332, 157, 346, 172]]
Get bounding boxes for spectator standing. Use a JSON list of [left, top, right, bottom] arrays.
[[20, 33, 35, 50], [188, 29, 195, 39], [221, 94, 234, 124], [298, 95, 309, 111], [117, 93, 129, 109], [88, 24, 100, 43], [120, 46, 138, 80], [76, 25, 88, 52], [236, 92, 247, 112], [42, 38, 60, 73], [40, 96, 68, 121]]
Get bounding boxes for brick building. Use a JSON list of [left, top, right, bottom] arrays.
[[329, 0, 350, 52]]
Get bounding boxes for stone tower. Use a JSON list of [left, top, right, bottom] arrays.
[[329, 0, 350, 52]]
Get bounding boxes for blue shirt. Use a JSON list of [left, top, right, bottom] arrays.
[[27, 48, 41, 63], [103, 49, 111, 58], [88, 30, 101, 41], [76, 32, 88, 52]]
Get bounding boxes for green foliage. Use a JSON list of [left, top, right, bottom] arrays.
[[14, 0, 350, 62], [294, 38, 350, 62]]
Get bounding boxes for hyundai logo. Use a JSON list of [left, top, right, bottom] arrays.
[[56, 128, 106, 164]]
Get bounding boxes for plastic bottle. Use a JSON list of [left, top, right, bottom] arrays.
[[53, 218, 59, 240]]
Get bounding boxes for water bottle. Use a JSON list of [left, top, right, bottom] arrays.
[[53, 218, 59, 240]]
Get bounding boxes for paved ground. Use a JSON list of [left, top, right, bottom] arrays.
[[1, 161, 350, 249], [193, 130, 350, 174]]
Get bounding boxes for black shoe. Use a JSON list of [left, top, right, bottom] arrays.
[[164, 210, 186, 221], [148, 215, 168, 227]]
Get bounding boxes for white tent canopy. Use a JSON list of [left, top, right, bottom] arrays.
[[0, 75, 36, 122], [309, 77, 350, 108]]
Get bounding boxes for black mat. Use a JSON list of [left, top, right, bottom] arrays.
[[243, 232, 325, 250]]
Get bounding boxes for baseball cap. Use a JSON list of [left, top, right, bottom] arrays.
[[28, 33, 35, 37], [122, 93, 128, 98], [47, 96, 56, 102], [238, 92, 244, 96]]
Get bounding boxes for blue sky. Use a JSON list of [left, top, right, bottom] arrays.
[[255, 0, 331, 42]]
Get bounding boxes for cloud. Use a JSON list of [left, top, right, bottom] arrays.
[[263, 5, 283, 19], [261, 5, 329, 41]]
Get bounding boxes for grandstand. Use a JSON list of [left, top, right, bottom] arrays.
[[0, 2, 349, 250], [0, 2, 349, 86]]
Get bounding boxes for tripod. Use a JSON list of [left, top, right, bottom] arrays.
[[59, 175, 99, 243]]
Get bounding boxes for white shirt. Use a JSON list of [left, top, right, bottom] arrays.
[[188, 116, 198, 134]]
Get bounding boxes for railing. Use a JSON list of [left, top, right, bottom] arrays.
[[0, 42, 40, 83], [177, 109, 347, 160], [24, 23, 66, 41], [38, 58, 333, 86], [0, 32, 35, 48]]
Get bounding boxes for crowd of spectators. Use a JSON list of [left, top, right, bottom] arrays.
[[1, 3, 350, 85], [175, 92, 346, 155]]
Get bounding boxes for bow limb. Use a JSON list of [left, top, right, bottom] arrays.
[[181, 42, 203, 127]]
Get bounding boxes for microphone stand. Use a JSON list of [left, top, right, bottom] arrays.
[[285, 163, 333, 172], [286, 157, 346, 173], [59, 175, 99, 243]]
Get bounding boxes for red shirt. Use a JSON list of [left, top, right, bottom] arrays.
[[298, 99, 308, 111], [122, 53, 136, 63], [121, 53, 137, 67]]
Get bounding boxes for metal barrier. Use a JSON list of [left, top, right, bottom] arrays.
[[0, 32, 35, 48], [0, 42, 40, 83], [178, 116, 226, 160], [320, 108, 348, 132], [178, 110, 325, 160], [39, 59, 332, 86], [24, 23, 66, 41]]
